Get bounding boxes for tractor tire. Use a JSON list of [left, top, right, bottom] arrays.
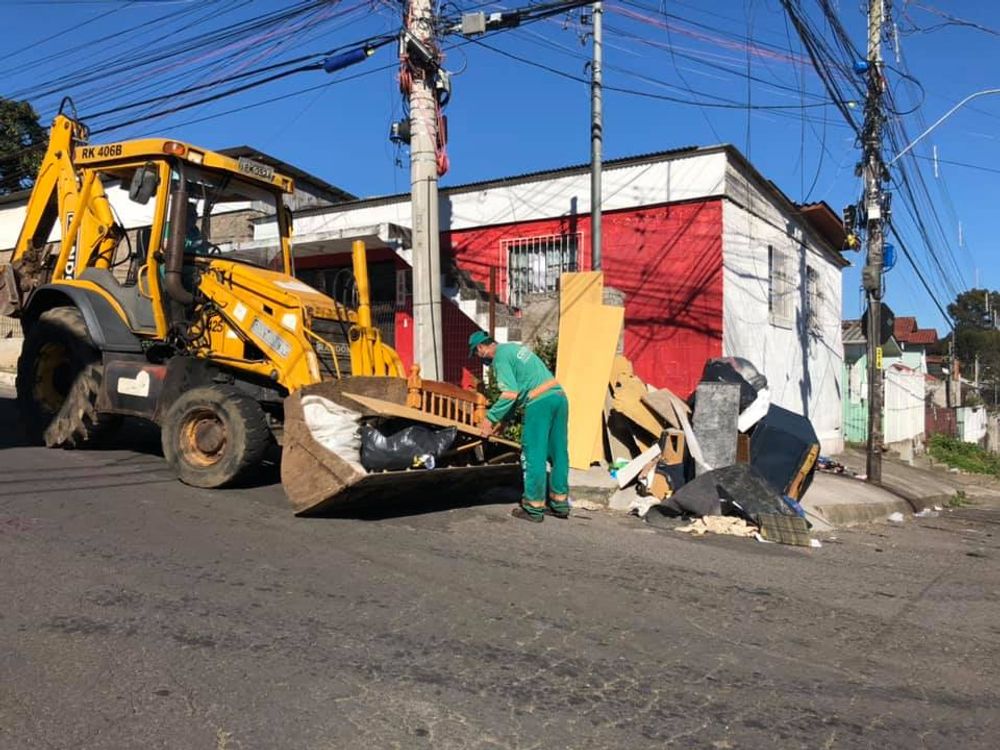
[[16, 306, 121, 448], [161, 384, 271, 488]]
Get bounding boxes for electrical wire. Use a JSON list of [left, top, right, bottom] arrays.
[[469, 36, 837, 110]]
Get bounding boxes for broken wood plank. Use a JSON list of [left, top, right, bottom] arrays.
[[609, 369, 664, 437], [615, 444, 661, 489], [641, 388, 688, 430], [341, 392, 521, 449]]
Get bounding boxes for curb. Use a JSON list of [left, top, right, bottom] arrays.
[[570, 484, 618, 509], [803, 497, 914, 528], [572, 471, 925, 530]]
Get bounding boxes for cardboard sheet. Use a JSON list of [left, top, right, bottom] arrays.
[[610, 370, 663, 437]]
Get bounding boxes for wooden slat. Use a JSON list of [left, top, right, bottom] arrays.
[[342, 392, 521, 449]]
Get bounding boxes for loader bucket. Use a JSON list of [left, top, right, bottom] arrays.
[[281, 377, 521, 515]]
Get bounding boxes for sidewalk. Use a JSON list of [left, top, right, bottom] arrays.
[[801, 473, 913, 529], [0, 338, 20, 372], [569, 447, 1000, 530], [834, 446, 1000, 508]]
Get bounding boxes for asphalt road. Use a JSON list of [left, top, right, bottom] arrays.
[[2, 388, 998, 749]]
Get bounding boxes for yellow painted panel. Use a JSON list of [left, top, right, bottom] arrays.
[[559, 271, 603, 322], [556, 302, 624, 469]]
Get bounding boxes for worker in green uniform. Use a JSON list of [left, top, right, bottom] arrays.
[[469, 331, 570, 523]]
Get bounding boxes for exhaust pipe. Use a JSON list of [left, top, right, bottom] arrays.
[[164, 164, 193, 306]]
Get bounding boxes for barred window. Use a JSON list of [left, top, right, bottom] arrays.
[[768, 244, 794, 327], [502, 233, 580, 308], [806, 265, 823, 333]]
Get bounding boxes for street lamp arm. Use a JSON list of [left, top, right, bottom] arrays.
[[888, 88, 1000, 166]]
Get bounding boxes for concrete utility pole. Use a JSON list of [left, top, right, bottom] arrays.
[[408, 0, 444, 379], [590, 2, 603, 270], [862, 0, 887, 484]]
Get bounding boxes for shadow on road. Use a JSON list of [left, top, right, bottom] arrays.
[[1, 394, 517, 513], [0, 394, 32, 449], [309, 485, 522, 521], [0, 393, 163, 454]]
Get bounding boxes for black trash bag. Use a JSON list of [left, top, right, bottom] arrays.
[[712, 464, 795, 522], [644, 463, 792, 529], [646, 469, 724, 524], [698, 357, 767, 413], [359, 424, 457, 472]]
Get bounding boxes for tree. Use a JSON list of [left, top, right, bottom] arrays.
[[948, 288, 1000, 407], [0, 98, 46, 195], [947, 288, 1000, 331]]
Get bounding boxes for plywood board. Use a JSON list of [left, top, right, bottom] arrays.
[[641, 388, 688, 430], [609, 354, 633, 386], [559, 271, 603, 322], [591, 423, 606, 466], [600, 391, 637, 463], [556, 302, 624, 469], [341, 393, 521, 449]]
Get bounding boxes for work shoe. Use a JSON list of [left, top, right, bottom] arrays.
[[511, 504, 544, 523], [545, 499, 571, 519]]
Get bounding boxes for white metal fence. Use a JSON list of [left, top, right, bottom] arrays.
[[883, 367, 925, 445], [957, 406, 988, 444]]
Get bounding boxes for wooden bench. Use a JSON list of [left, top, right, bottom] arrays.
[[405, 364, 487, 427]]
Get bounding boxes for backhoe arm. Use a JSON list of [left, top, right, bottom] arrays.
[[1, 115, 120, 315]]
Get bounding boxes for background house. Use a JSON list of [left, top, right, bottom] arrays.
[[252, 146, 849, 453], [893, 316, 939, 372], [842, 315, 941, 452]]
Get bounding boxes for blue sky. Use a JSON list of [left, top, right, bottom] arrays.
[[3, 0, 998, 335]]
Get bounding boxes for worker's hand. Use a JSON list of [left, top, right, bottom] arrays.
[[480, 420, 496, 438]]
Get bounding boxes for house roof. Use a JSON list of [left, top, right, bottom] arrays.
[[842, 319, 866, 345], [893, 316, 938, 345], [797, 201, 847, 252], [842, 318, 903, 355], [219, 146, 355, 204], [288, 143, 849, 263]]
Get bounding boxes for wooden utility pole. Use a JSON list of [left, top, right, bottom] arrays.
[[407, 0, 444, 379], [862, 0, 886, 484]]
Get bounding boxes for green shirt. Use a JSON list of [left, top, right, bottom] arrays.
[[486, 343, 556, 424]]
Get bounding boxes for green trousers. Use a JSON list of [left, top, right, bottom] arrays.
[[521, 388, 570, 503]]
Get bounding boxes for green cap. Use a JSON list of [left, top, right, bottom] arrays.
[[468, 330, 492, 356]]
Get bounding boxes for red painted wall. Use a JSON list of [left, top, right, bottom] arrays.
[[442, 200, 724, 396], [292, 200, 724, 396], [388, 300, 477, 387]]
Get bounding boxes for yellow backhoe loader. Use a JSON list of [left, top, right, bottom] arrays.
[[0, 106, 519, 511]]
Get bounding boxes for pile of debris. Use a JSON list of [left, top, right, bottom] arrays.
[[556, 271, 822, 547]]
